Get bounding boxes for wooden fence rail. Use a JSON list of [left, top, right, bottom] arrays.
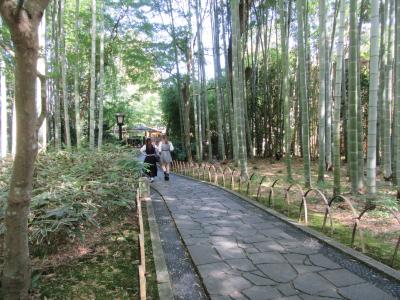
[[136, 178, 149, 300]]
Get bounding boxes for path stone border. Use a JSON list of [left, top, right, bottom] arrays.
[[150, 187, 210, 299], [145, 195, 175, 300], [173, 172, 400, 283], [136, 190, 147, 300]]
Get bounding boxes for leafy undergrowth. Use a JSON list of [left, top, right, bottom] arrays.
[[0, 144, 155, 298], [0, 144, 141, 254]]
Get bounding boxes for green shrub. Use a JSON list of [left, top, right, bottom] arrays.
[[0, 144, 142, 254]]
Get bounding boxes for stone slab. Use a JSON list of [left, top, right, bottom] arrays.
[[320, 269, 365, 287]]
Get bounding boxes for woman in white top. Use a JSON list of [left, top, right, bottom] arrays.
[[158, 135, 174, 181]]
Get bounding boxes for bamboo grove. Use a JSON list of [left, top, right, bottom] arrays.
[[159, 0, 400, 199], [0, 1, 158, 296], [0, 0, 399, 297]]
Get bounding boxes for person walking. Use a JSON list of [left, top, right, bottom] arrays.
[[140, 138, 158, 182], [158, 135, 174, 181]]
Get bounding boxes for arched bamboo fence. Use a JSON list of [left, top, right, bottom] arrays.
[[171, 160, 400, 266]]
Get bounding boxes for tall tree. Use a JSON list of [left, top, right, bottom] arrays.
[[378, 0, 389, 166], [194, 0, 204, 161], [166, 0, 191, 161], [98, 0, 105, 150], [262, 10, 273, 158], [59, 0, 70, 149], [74, 0, 81, 148], [222, 0, 236, 161], [382, 0, 394, 180], [325, 0, 338, 172], [89, 0, 96, 150], [211, 0, 226, 160], [0, 0, 50, 297], [348, 0, 359, 193], [366, 0, 380, 198], [356, 0, 367, 189], [297, 0, 312, 188], [395, 0, 400, 198], [194, 0, 211, 160], [188, 0, 201, 162], [333, 0, 345, 195], [280, 0, 292, 181], [53, 0, 61, 150], [231, 0, 248, 177], [318, 0, 326, 183]]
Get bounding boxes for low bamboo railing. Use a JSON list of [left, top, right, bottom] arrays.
[[136, 183, 147, 300], [172, 160, 400, 268]]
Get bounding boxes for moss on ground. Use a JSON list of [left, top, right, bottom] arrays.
[[36, 209, 140, 299]]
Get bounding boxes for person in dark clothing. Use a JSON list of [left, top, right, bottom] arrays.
[[140, 138, 158, 182]]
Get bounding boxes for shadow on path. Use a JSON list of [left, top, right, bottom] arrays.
[[150, 188, 208, 300]]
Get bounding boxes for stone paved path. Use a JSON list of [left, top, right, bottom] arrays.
[[151, 174, 399, 300], [150, 191, 208, 299]]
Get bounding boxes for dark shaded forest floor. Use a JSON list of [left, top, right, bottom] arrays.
[[33, 209, 140, 299]]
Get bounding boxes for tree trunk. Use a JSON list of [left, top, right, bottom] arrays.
[[349, 0, 359, 194], [53, 0, 61, 150], [263, 12, 272, 158], [89, 0, 97, 150], [297, 0, 312, 188], [356, 0, 367, 189], [378, 0, 389, 167], [221, 0, 233, 159], [59, 0, 71, 149], [394, 0, 400, 198], [333, 0, 345, 196], [280, 0, 292, 181], [188, 0, 201, 162], [231, 0, 248, 178], [212, 0, 226, 160], [195, 0, 209, 161], [167, 0, 191, 161], [325, 0, 340, 172], [0, 1, 50, 297], [318, 0, 326, 183], [183, 70, 192, 163], [366, 0, 380, 198], [98, 0, 105, 150], [225, 5, 238, 163], [383, 0, 394, 180], [74, 0, 81, 149], [197, 65, 204, 160]]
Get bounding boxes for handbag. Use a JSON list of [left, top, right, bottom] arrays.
[[153, 146, 160, 162]]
